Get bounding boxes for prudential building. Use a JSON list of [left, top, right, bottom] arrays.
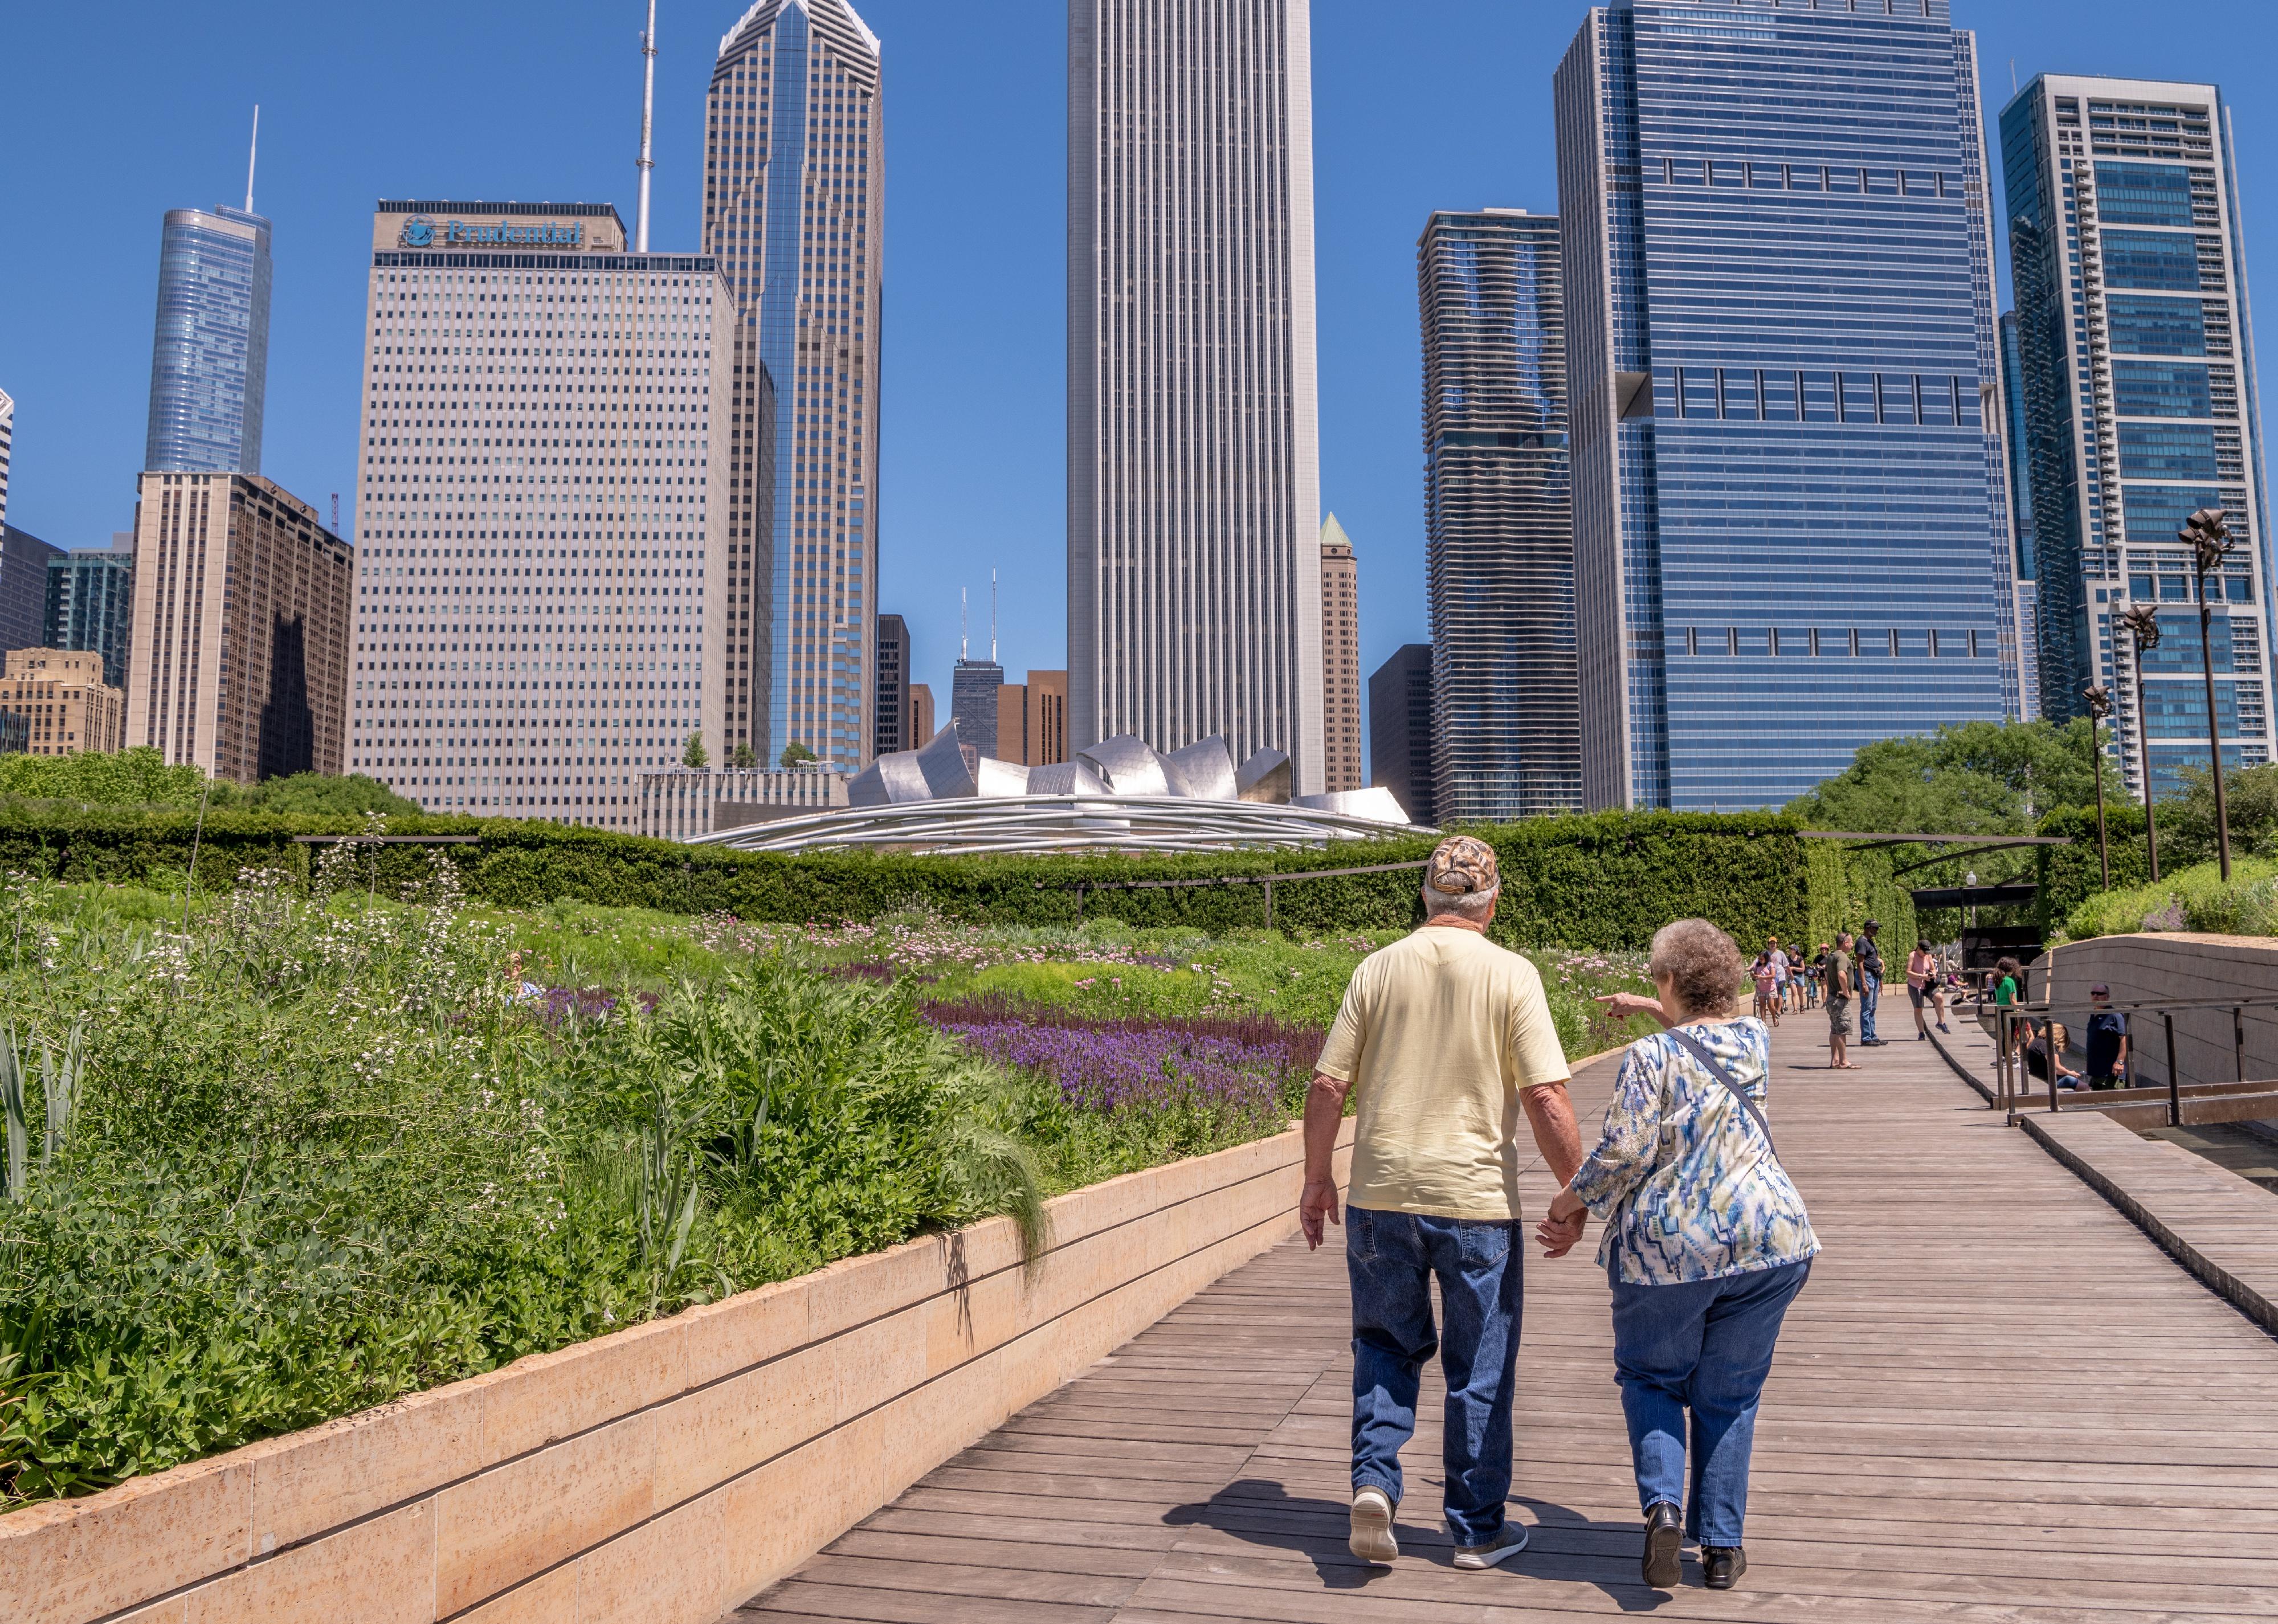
[[1556, 0, 2018, 811], [350, 201, 733, 826]]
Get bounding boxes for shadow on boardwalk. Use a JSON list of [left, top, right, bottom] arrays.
[[737, 1017, 2278, 1622]]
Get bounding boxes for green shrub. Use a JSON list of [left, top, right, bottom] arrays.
[[0, 806, 1846, 952], [2062, 855, 2278, 941]]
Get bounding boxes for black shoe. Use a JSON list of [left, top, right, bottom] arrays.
[[1703, 1546, 1747, 1589], [1642, 1502, 1682, 1589]]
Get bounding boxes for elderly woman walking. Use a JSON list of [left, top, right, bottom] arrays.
[[1546, 919, 1819, 1592]]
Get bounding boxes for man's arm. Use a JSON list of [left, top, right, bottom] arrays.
[[1299, 1071, 1350, 1250], [1525, 1080, 1587, 1258]]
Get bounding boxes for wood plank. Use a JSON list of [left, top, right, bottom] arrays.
[[734, 1013, 2278, 1622]]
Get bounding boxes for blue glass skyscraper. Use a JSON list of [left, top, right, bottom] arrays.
[[1419, 209, 1579, 820], [1999, 309, 2043, 719], [2002, 76, 2275, 792], [1556, 0, 2014, 810], [145, 206, 272, 474]]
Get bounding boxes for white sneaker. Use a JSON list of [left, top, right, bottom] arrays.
[[1452, 1521, 1531, 1570], [1349, 1487, 1398, 1565]]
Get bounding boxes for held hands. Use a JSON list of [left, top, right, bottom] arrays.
[[1538, 1188, 1589, 1259], [1299, 1177, 1342, 1250]]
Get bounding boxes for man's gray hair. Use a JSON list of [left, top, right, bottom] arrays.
[[1424, 882, 1499, 921]]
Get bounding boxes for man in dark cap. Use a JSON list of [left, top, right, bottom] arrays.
[[1300, 835, 1582, 1572], [1856, 919, 1887, 1046]]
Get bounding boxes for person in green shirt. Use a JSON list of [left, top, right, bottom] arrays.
[[1991, 956, 2025, 1071]]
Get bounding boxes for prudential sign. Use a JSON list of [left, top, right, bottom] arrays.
[[398, 216, 586, 250]]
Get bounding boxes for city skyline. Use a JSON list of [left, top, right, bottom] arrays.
[[9, 3, 2278, 785]]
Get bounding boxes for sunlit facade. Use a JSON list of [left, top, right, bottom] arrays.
[[2003, 74, 2275, 793], [145, 206, 272, 474], [1557, 0, 2011, 810]]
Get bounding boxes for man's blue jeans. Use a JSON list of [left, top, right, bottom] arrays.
[[1610, 1258, 1810, 1547], [1860, 974, 1881, 1041], [1346, 1205, 1520, 1547]]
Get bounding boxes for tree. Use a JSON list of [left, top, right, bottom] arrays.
[[218, 772, 420, 816], [779, 741, 819, 770], [729, 744, 758, 770], [2161, 764, 2278, 868], [682, 732, 708, 770], [1786, 717, 2104, 836]]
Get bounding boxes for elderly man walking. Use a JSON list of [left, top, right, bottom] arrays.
[[1299, 837, 1583, 1570]]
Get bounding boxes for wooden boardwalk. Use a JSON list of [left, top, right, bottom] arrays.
[[736, 1013, 2278, 1621]]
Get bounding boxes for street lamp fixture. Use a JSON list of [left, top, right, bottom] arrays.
[[2082, 682, 2113, 890], [2119, 600, 2163, 882], [2179, 507, 2236, 881]]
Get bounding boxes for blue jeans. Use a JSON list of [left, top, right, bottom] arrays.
[[1610, 1258, 1809, 1547], [1346, 1206, 1520, 1547], [1859, 975, 1881, 1040]]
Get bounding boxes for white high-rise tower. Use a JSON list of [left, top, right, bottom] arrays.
[[1068, 0, 1325, 791]]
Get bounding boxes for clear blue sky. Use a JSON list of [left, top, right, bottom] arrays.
[[3, 1, 2275, 735]]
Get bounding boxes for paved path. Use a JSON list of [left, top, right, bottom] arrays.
[[736, 1014, 2278, 1621]]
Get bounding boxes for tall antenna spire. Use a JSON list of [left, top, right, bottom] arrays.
[[636, 0, 658, 251], [960, 588, 969, 661], [244, 105, 259, 213], [990, 570, 999, 664]]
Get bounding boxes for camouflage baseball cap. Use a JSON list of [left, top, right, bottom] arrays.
[[1426, 834, 1499, 895]]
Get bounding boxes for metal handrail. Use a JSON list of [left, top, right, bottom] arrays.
[[1984, 992, 2278, 1126]]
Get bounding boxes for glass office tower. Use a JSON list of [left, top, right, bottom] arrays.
[[1556, 0, 2012, 810], [704, 0, 884, 775], [145, 206, 272, 474], [1419, 209, 1579, 820], [2002, 76, 2275, 793], [45, 548, 136, 690], [1999, 310, 2042, 719]]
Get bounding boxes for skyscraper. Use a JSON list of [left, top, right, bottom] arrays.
[[704, 0, 884, 776], [1999, 309, 2043, 720], [1069, 0, 1325, 790], [2002, 75, 2275, 792], [950, 654, 1003, 756], [1368, 644, 1436, 827], [873, 611, 909, 755], [145, 205, 272, 474], [46, 545, 136, 690], [1318, 515, 1361, 793], [0, 386, 13, 530], [128, 472, 351, 784], [350, 200, 731, 822], [0, 525, 62, 657], [1556, 0, 2011, 810], [1420, 208, 1579, 821]]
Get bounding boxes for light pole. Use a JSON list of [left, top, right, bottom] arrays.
[[2120, 601, 2163, 882], [2082, 683, 2113, 890], [2180, 508, 2236, 881]]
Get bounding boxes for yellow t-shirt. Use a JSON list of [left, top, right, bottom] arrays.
[[1316, 926, 1571, 1221]]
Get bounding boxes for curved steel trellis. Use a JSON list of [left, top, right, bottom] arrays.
[[686, 794, 1435, 856]]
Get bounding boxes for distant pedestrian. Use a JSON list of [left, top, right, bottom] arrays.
[[1991, 957, 2027, 1072], [1551, 920, 1819, 1593], [2085, 984, 2130, 1089], [1824, 933, 1857, 1070], [1766, 937, 1794, 1013], [1751, 953, 1781, 1024], [1905, 940, 1942, 1040], [1856, 920, 1886, 1046], [1301, 835, 1583, 1572]]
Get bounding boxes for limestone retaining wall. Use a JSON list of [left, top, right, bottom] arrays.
[[2031, 932, 2278, 1090], [2, 1122, 1350, 1624]]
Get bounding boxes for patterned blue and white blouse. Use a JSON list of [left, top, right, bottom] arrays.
[[1567, 1017, 1820, 1286]]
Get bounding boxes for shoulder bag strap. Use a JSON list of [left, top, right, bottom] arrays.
[[1660, 1026, 1779, 1161]]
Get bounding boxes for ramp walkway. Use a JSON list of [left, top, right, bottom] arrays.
[[736, 1013, 2278, 1621]]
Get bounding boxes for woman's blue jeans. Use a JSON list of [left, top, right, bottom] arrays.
[[1345, 1205, 1521, 1548], [1610, 1257, 1810, 1547]]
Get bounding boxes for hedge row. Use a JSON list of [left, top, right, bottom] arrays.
[[0, 804, 1896, 953], [2036, 803, 2158, 933]]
